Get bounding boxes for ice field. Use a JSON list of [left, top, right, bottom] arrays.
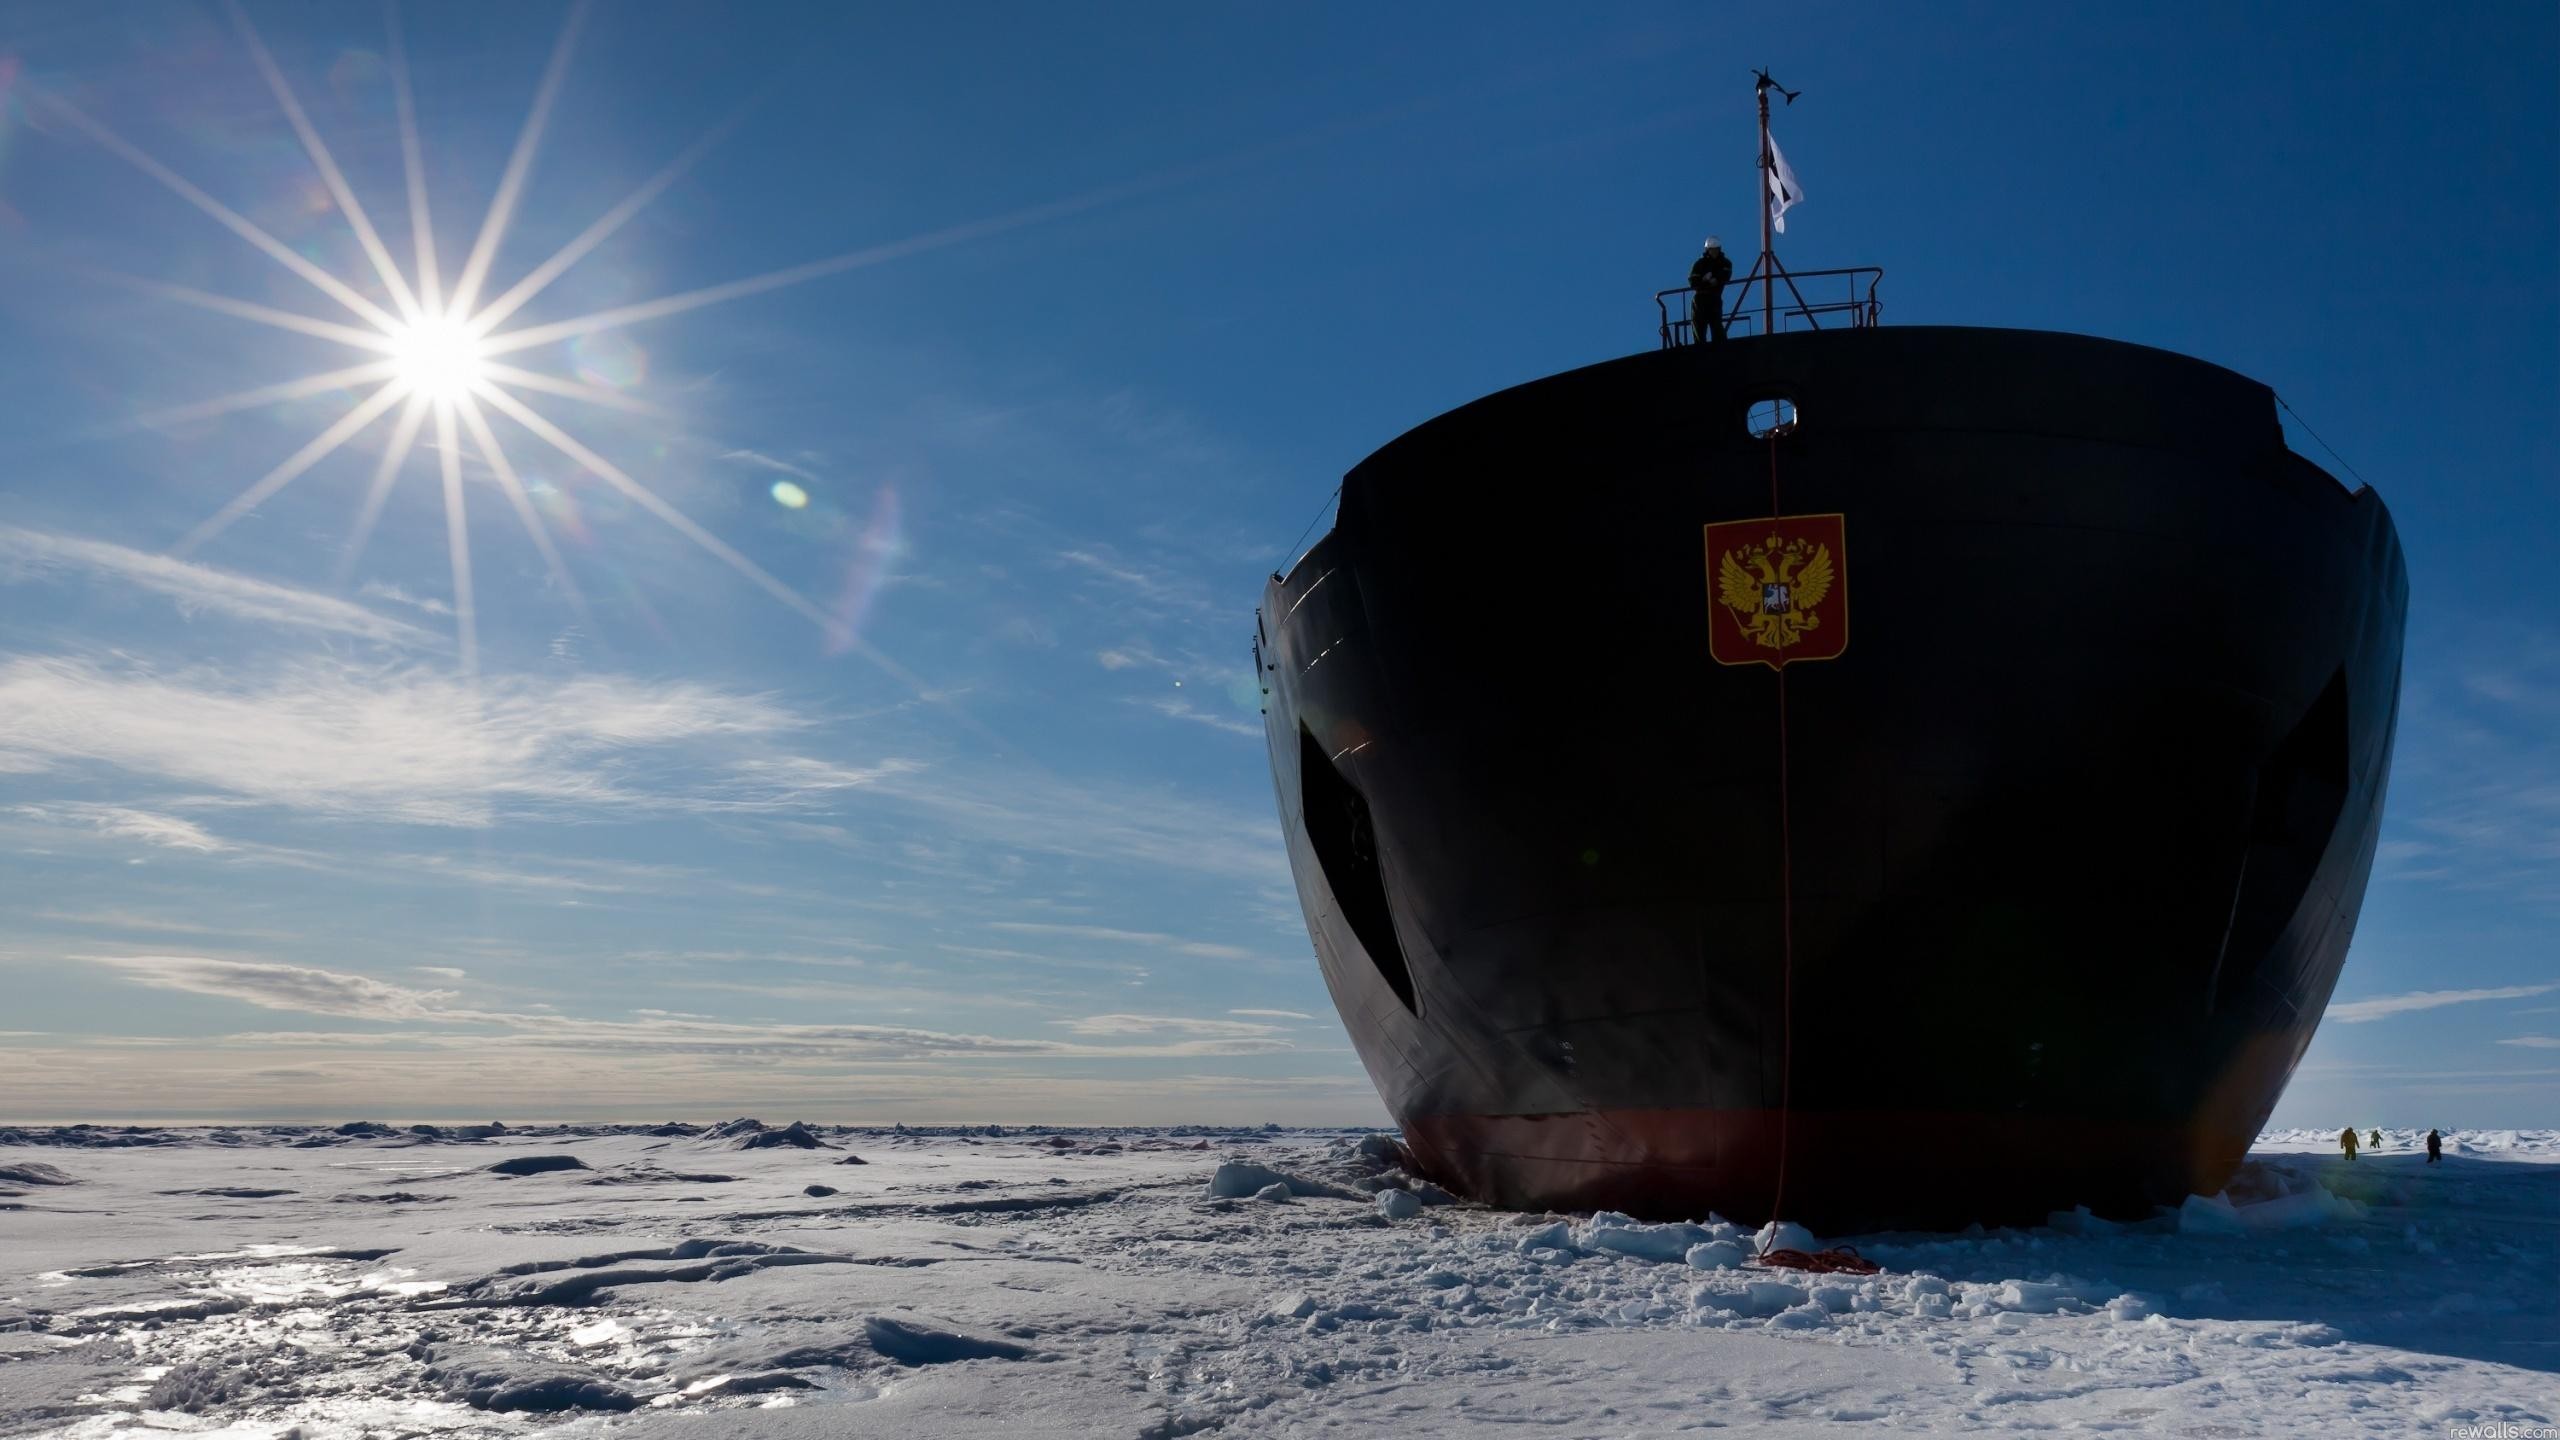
[[2, 1121, 2554, 1437]]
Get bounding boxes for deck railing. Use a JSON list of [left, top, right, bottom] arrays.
[[1655, 264, 1884, 348]]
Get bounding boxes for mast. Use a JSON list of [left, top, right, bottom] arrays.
[[1756, 75, 1775, 336]]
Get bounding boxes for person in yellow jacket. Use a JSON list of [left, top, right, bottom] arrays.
[[2339, 1127, 2359, 1161]]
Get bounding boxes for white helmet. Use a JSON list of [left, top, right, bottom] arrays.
[[1704, 236, 1722, 250]]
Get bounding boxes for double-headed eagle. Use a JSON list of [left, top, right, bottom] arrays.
[[1716, 534, 1834, 650]]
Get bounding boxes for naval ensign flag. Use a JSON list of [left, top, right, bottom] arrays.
[[1767, 131, 1804, 234]]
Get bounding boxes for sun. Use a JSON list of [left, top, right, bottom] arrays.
[[387, 314, 488, 403]]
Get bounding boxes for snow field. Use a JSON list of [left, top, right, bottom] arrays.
[[0, 1124, 2552, 1436]]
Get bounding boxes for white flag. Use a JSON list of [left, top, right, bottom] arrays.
[[1767, 131, 1804, 234]]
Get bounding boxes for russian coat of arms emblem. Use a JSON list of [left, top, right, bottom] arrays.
[[1704, 513, 1849, 668]]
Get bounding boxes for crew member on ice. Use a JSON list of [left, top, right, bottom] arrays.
[[2369, 1128, 2383, 1150], [1690, 237, 1732, 344], [2339, 1127, 2359, 1161], [2426, 1128, 2443, 1164]]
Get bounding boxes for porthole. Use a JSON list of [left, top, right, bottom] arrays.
[[1746, 397, 1800, 439]]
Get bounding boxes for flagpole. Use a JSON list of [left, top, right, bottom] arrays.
[[1756, 76, 1775, 336]]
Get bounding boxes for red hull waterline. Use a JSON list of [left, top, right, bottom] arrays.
[[1403, 1108, 2262, 1232]]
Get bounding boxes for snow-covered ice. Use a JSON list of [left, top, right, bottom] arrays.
[[0, 1122, 2554, 1436]]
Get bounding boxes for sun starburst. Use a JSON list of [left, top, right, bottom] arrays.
[[35, 0, 892, 679]]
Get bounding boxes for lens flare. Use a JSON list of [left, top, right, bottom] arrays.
[[824, 485, 904, 656], [568, 329, 646, 390], [770, 481, 809, 509]]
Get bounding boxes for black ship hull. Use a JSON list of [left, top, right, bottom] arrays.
[[1258, 327, 2406, 1232]]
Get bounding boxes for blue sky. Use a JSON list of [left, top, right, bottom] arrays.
[[0, 2, 2551, 1127]]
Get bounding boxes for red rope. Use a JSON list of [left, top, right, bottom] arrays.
[[1761, 430, 1798, 1254], [1769, 666, 1794, 1230], [1767, 419, 1783, 513]]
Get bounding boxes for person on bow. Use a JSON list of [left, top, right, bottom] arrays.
[[1690, 237, 1733, 344]]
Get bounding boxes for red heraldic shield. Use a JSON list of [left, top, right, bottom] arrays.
[[1704, 512, 1850, 669]]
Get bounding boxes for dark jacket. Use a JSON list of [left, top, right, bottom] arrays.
[[1690, 249, 1733, 290]]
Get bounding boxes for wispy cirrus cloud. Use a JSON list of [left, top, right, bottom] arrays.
[[2326, 982, 2560, 1023], [1130, 693, 1261, 738], [62, 953, 1292, 1059], [1053, 1013, 1286, 1039], [28, 909, 266, 937], [356, 580, 454, 617], [2495, 1035, 2560, 1049], [371, 850, 681, 896], [79, 954, 454, 1020], [0, 654, 810, 825], [9, 801, 778, 903], [6, 655, 1239, 862], [0, 526, 429, 645], [934, 943, 1149, 979], [1229, 1008, 1314, 1020], [723, 449, 824, 484], [987, 921, 1257, 961], [871, 771, 1286, 885], [1056, 546, 1216, 620], [13, 803, 226, 852], [725, 755, 925, 807]]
